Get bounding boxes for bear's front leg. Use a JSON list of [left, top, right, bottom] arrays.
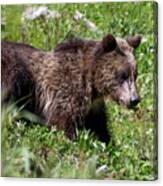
[[85, 98, 111, 144], [44, 101, 83, 140]]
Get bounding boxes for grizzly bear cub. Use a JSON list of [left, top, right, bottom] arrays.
[[1, 34, 141, 143]]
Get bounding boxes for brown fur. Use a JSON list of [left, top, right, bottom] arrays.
[[1, 34, 141, 142]]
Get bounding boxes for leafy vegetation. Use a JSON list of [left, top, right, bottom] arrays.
[[1, 1, 157, 180]]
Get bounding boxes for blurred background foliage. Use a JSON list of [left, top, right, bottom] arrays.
[[1, 1, 157, 180]]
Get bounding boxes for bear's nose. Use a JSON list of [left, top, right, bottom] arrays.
[[130, 95, 140, 107]]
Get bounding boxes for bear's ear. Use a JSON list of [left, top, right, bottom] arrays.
[[101, 34, 117, 52], [126, 35, 142, 49]]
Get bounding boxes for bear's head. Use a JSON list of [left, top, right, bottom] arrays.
[[93, 34, 141, 109]]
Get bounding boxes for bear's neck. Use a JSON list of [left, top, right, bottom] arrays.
[[82, 41, 104, 100]]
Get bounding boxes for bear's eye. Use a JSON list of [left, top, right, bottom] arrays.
[[121, 72, 128, 80], [117, 71, 129, 83]]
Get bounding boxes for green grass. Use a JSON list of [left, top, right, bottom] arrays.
[[1, 1, 157, 180]]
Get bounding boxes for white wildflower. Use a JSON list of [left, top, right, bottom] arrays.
[[16, 121, 22, 127], [32, 6, 48, 18], [96, 165, 109, 174], [73, 10, 99, 32], [74, 10, 85, 20], [125, 11, 129, 16], [47, 10, 61, 19], [85, 19, 98, 31], [150, 48, 154, 53], [140, 53, 144, 58], [51, 125, 57, 132], [22, 6, 48, 21], [146, 128, 153, 135], [142, 36, 148, 43], [22, 6, 60, 22]]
